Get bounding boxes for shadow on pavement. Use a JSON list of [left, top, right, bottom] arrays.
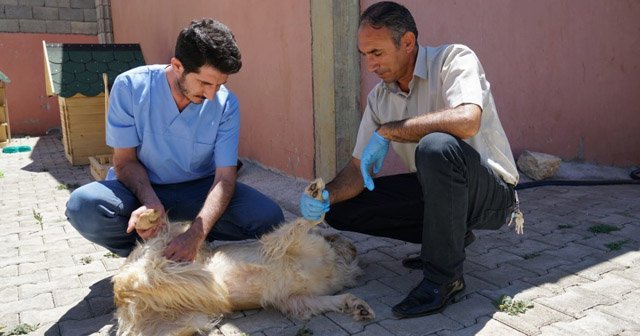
[[44, 277, 117, 336]]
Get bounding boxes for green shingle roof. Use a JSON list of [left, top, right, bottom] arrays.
[[44, 43, 145, 98]]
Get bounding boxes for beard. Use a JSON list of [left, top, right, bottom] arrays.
[[176, 75, 205, 104]]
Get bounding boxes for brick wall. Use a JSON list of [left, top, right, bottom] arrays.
[[0, 0, 97, 35]]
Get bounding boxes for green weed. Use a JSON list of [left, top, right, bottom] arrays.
[[495, 295, 533, 315], [523, 252, 541, 260], [80, 256, 93, 265], [104, 252, 119, 258], [32, 209, 43, 229], [605, 240, 629, 251], [0, 323, 40, 335], [589, 224, 620, 234]]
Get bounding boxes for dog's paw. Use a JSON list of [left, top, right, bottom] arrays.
[[344, 294, 375, 321], [136, 209, 159, 230], [305, 178, 326, 201]]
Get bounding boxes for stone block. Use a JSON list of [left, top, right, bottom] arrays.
[[517, 150, 561, 180], [58, 6, 82, 20], [69, 0, 92, 8], [4, 5, 31, 19], [32, 6, 57, 19], [70, 20, 95, 34], [82, 7, 94, 21], [20, 20, 47, 33]]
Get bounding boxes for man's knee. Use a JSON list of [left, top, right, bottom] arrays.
[[415, 132, 462, 170], [66, 184, 119, 238], [248, 201, 284, 237]]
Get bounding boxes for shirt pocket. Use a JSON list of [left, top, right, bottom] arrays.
[[191, 142, 215, 171]]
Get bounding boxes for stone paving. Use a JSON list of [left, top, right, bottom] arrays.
[[1, 135, 639, 336]]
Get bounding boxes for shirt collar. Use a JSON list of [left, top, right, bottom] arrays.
[[383, 45, 428, 94]]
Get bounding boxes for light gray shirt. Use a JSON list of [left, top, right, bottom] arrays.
[[353, 44, 519, 185]]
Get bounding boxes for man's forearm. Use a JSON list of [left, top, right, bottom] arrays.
[[116, 161, 161, 206], [326, 159, 365, 204], [378, 104, 481, 142], [192, 173, 236, 238]]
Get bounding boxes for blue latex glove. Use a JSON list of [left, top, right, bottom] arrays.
[[299, 190, 330, 220], [359, 131, 390, 191]]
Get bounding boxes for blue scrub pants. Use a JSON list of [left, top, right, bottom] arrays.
[[65, 176, 284, 257]]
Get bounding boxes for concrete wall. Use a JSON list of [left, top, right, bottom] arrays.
[[0, 0, 99, 135], [0, 33, 98, 135], [362, 0, 640, 169], [110, 0, 316, 178]]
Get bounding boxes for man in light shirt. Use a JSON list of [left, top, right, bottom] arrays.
[[66, 19, 284, 262], [300, 1, 519, 318]]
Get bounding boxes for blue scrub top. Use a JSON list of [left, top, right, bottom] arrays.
[[106, 65, 240, 184]]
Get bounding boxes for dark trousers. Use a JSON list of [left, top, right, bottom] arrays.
[[326, 133, 514, 284]]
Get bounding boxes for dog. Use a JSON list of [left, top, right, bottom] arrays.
[[112, 179, 374, 336]]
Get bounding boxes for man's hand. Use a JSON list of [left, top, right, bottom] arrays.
[[127, 205, 166, 240], [163, 226, 206, 262], [299, 189, 330, 221], [359, 131, 390, 191]]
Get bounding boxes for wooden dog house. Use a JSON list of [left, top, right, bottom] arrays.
[[0, 71, 10, 148], [43, 42, 144, 165]]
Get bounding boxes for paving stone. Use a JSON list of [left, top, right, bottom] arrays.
[[492, 301, 573, 335], [20, 301, 93, 325], [576, 273, 638, 299], [53, 287, 91, 306], [536, 287, 616, 318], [466, 248, 523, 270], [325, 298, 390, 334], [0, 286, 18, 303], [351, 323, 395, 336], [218, 309, 293, 334], [544, 242, 605, 262], [470, 263, 538, 288], [437, 316, 527, 335], [1, 270, 48, 289], [0, 313, 20, 331], [442, 293, 497, 327], [558, 256, 627, 281], [505, 252, 572, 276], [58, 313, 115, 336], [595, 290, 640, 325], [19, 276, 82, 299], [353, 237, 395, 254], [379, 311, 461, 336], [0, 293, 54, 314], [539, 309, 640, 336], [264, 315, 348, 336], [481, 279, 555, 303], [463, 274, 499, 294], [523, 269, 593, 295]]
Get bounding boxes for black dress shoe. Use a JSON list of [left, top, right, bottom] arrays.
[[402, 231, 476, 270], [392, 277, 465, 318]]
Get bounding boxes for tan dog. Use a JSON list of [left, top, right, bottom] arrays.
[[112, 179, 374, 336]]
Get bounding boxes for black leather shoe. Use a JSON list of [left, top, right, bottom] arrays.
[[392, 277, 465, 318], [402, 231, 476, 270]]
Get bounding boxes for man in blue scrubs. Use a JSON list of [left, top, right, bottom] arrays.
[[66, 18, 284, 262]]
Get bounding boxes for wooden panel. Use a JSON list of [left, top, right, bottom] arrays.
[[58, 94, 110, 165]]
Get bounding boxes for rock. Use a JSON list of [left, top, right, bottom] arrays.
[[517, 150, 562, 180]]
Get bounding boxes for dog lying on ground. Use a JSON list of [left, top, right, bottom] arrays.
[[112, 179, 374, 336]]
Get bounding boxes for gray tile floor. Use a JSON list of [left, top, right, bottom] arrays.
[[1, 135, 639, 336]]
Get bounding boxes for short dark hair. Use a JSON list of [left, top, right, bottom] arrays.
[[359, 1, 418, 47], [174, 18, 242, 75]]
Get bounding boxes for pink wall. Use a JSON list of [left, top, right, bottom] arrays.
[[0, 33, 98, 135], [362, 0, 640, 168], [110, 0, 316, 178]]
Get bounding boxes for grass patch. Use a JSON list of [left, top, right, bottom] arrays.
[[589, 224, 620, 234], [0, 323, 40, 335], [605, 240, 629, 251], [557, 224, 573, 229], [56, 184, 68, 190], [32, 209, 43, 230], [80, 256, 93, 265], [295, 326, 313, 336], [523, 252, 541, 260], [104, 252, 119, 258], [495, 295, 533, 315], [0, 170, 4, 178]]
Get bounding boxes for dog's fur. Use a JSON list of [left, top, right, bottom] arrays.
[[112, 179, 374, 336]]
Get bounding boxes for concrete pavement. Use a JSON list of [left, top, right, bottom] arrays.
[[1, 135, 639, 336]]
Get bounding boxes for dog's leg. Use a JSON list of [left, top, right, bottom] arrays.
[[277, 293, 375, 321], [261, 178, 327, 260]]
